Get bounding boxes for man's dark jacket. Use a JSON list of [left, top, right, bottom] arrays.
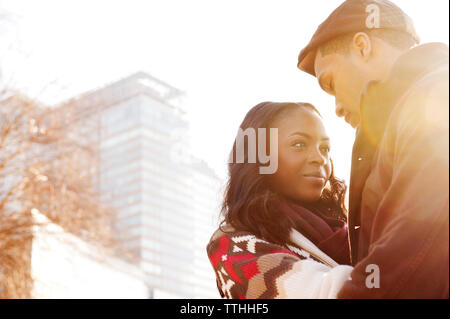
[[338, 43, 449, 298]]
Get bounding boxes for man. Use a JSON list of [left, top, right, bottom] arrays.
[[297, 0, 449, 298]]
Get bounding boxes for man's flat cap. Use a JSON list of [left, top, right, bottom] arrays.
[[297, 0, 420, 77]]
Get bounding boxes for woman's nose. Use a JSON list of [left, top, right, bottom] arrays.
[[310, 148, 326, 166]]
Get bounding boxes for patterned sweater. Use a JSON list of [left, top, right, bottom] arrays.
[[206, 224, 353, 299]]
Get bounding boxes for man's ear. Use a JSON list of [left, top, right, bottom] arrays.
[[352, 32, 372, 61]]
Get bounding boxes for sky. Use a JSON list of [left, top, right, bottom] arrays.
[[1, 0, 449, 184]]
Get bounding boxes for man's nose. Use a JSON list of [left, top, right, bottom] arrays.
[[335, 103, 345, 117]]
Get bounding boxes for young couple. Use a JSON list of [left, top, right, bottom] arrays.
[[207, 0, 449, 299]]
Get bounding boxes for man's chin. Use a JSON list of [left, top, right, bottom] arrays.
[[350, 121, 359, 129], [344, 115, 360, 128]]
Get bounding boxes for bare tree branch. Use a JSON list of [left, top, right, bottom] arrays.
[[0, 73, 122, 299]]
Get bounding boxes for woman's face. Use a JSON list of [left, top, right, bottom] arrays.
[[268, 107, 332, 203]]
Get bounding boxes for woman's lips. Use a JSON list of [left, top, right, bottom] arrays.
[[303, 175, 326, 184]]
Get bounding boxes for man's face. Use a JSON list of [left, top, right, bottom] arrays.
[[314, 49, 369, 128]]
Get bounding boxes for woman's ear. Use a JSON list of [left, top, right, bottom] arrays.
[[352, 32, 372, 62]]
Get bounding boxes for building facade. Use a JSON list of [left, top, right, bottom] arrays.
[[60, 72, 222, 298]]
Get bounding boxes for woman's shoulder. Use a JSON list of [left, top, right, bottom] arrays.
[[206, 224, 300, 261], [207, 224, 334, 269], [207, 224, 254, 243], [205, 224, 340, 299], [206, 224, 254, 255], [207, 224, 262, 248], [207, 223, 235, 243]]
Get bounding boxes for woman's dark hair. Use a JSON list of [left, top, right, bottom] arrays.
[[220, 102, 347, 245]]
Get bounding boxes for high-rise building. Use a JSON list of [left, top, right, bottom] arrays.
[[60, 72, 222, 298]]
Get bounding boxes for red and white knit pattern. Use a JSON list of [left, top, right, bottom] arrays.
[[206, 224, 353, 299]]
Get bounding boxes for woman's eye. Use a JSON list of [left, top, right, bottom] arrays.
[[321, 146, 331, 153], [293, 142, 306, 148]]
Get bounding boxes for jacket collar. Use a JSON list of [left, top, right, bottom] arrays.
[[289, 228, 339, 268], [358, 43, 449, 148]]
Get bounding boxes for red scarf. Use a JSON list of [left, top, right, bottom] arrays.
[[275, 199, 351, 265]]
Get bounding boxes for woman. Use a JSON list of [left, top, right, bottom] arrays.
[[206, 102, 353, 299]]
